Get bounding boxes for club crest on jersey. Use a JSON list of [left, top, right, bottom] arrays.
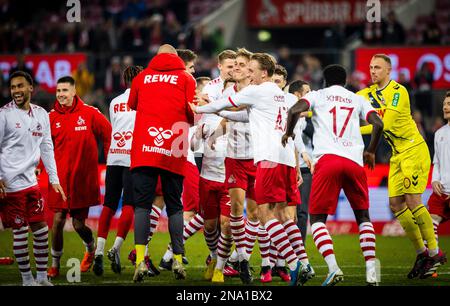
[[75, 116, 87, 131], [14, 215, 24, 225], [148, 127, 173, 147], [228, 174, 236, 184], [36, 123, 42, 131], [113, 131, 133, 148]]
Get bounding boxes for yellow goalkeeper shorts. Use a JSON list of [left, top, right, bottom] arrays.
[[388, 142, 431, 197]]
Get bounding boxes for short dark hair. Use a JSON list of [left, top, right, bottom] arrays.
[[446, 90, 450, 98], [274, 64, 288, 80], [57, 76, 76, 86], [288, 79, 309, 94], [123, 65, 143, 85], [323, 64, 347, 87], [9, 71, 33, 86], [176, 49, 197, 65], [250, 53, 276, 77]]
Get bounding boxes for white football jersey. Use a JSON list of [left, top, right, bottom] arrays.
[[107, 89, 136, 167], [0, 101, 59, 192], [221, 85, 253, 160], [432, 124, 450, 194], [303, 85, 376, 166], [199, 115, 227, 183], [227, 82, 297, 167], [187, 126, 197, 166]]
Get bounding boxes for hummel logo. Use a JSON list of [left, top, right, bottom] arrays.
[[148, 127, 173, 147], [15, 122, 21, 128]]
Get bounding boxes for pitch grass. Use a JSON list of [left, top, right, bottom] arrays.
[[0, 231, 449, 286]]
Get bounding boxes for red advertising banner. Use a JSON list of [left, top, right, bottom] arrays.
[[0, 53, 87, 93], [355, 47, 450, 89], [246, 0, 406, 27]]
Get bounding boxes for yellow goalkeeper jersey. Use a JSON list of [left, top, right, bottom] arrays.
[[357, 80, 424, 154]]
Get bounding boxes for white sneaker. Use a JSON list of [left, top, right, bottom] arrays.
[[321, 268, 344, 286], [35, 278, 54, 286], [366, 259, 379, 286]]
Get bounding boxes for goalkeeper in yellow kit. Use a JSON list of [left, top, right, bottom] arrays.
[[358, 54, 446, 279]]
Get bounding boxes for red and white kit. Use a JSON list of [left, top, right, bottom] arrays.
[[0, 102, 59, 228], [196, 82, 301, 205], [428, 124, 450, 220], [195, 113, 230, 219], [182, 126, 200, 212], [108, 88, 135, 167], [302, 85, 376, 214], [220, 85, 256, 200]]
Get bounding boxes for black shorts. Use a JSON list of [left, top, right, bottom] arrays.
[[104, 165, 134, 210], [131, 166, 183, 216]]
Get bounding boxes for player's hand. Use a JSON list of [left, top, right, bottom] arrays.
[[297, 170, 303, 187], [0, 180, 6, 199], [194, 93, 209, 106], [281, 133, 294, 147], [363, 151, 375, 170], [432, 181, 444, 197], [208, 133, 217, 150], [301, 152, 315, 174], [300, 111, 310, 118], [189, 102, 197, 114], [52, 184, 67, 202]]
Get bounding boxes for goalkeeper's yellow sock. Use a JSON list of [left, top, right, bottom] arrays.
[[135, 244, 146, 266], [394, 207, 426, 254], [412, 204, 439, 256], [173, 254, 182, 264]]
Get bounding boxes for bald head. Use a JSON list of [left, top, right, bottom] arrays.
[[157, 44, 177, 55]]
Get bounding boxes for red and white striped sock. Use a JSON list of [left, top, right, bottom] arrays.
[[264, 219, 298, 271], [269, 242, 277, 268], [359, 222, 376, 262], [204, 228, 220, 260], [257, 226, 271, 267], [33, 226, 49, 281], [245, 219, 260, 257], [433, 219, 440, 244], [148, 206, 162, 242], [184, 213, 204, 243], [230, 214, 247, 262], [283, 220, 309, 264], [311, 222, 339, 272], [13, 226, 33, 284], [216, 233, 233, 270]]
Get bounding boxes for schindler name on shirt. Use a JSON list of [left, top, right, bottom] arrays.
[[142, 144, 172, 156], [143, 74, 178, 85]]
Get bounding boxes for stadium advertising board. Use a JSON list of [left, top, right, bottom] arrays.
[[37, 165, 450, 235], [0, 53, 87, 92], [246, 0, 406, 27], [355, 47, 450, 89]]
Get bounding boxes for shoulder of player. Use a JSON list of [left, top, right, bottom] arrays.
[[435, 124, 450, 137], [207, 77, 221, 86], [30, 103, 49, 117], [387, 80, 406, 93], [0, 101, 15, 114], [81, 103, 104, 117]]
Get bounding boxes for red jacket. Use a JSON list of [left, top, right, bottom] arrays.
[[128, 53, 196, 176], [48, 96, 111, 210]]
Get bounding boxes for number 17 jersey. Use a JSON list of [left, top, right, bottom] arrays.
[[302, 85, 376, 167]]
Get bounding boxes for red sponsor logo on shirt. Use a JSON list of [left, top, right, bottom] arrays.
[[113, 131, 133, 148]]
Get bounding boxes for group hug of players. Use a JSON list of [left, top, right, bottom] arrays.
[[0, 44, 449, 287]]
